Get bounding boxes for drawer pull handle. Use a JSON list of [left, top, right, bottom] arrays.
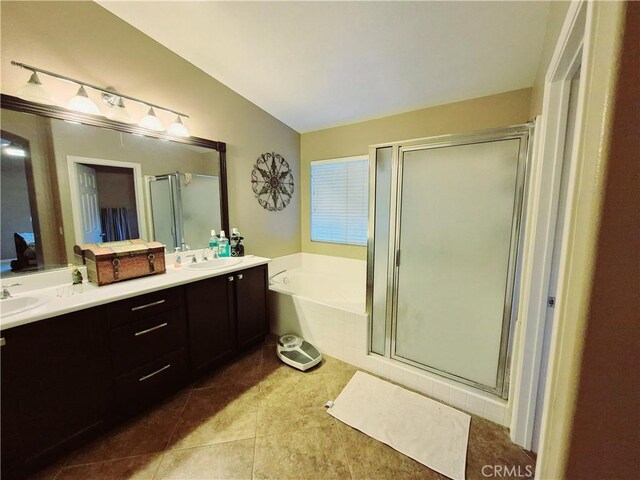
[[134, 322, 168, 336], [131, 299, 166, 311], [139, 364, 171, 382], [228, 276, 234, 282], [238, 274, 244, 280]]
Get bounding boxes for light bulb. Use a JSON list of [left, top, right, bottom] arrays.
[[3, 146, 27, 157], [16, 72, 56, 105], [167, 116, 190, 137], [139, 107, 164, 131], [67, 85, 101, 115]]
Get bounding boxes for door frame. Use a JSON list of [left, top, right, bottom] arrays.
[[68, 155, 147, 245], [508, 0, 588, 450]]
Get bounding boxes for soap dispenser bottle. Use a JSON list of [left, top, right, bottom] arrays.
[[217, 230, 230, 258], [174, 247, 182, 268], [208, 229, 219, 259], [230, 228, 245, 257]]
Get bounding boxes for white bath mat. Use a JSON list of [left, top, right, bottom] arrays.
[[327, 371, 470, 480]]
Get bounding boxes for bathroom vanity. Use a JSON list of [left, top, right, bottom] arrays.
[[0, 259, 269, 477]]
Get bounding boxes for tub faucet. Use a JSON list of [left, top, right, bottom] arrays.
[[1, 283, 21, 300], [269, 270, 287, 284]]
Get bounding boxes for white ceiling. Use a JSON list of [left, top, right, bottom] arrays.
[[98, 1, 549, 133]]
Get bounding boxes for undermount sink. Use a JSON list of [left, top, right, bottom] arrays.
[[0, 295, 48, 318], [187, 258, 242, 270]]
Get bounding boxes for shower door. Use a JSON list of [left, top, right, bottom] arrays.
[[147, 174, 181, 250], [147, 172, 221, 251], [368, 125, 531, 397]]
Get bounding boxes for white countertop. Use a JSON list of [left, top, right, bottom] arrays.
[[0, 255, 270, 331]]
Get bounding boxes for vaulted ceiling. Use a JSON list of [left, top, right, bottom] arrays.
[[99, 1, 549, 133]]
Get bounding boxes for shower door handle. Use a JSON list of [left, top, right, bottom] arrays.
[[395, 249, 401, 267]]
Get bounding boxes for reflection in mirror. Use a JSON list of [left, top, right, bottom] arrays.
[[1, 131, 40, 273], [0, 104, 226, 278], [147, 172, 221, 251]]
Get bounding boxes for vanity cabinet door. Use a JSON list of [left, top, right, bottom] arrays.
[[186, 274, 234, 372], [0, 307, 111, 475], [235, 264, 269, 350]]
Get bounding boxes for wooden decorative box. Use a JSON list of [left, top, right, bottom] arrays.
[[73, 239, 166, 286]]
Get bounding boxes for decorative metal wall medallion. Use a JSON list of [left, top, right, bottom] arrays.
[[251, 152, 294, 211]]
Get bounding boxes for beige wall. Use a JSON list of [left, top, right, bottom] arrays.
[[530, 1, 571, 116], [300, 88, 532, 260], [0, 1, 301, 260], [564, 4, 639, 478], [534, 1, 631, 478]]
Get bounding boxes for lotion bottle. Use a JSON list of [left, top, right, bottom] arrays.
[[208, 229, 219, 259], [217, 230, 230, 257]]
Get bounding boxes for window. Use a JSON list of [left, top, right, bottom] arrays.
[[310, 156, 369, 246]]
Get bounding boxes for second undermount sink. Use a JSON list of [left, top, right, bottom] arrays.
[[187, 258, 242, 270], [0, 295, 48, 318]]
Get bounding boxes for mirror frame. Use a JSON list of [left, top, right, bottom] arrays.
[[0, 93, 230, 246]]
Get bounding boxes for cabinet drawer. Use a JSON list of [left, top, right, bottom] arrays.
[[108, 287, 183, 328], [109, 309, 187, 374], [115, 349, 187, 412]]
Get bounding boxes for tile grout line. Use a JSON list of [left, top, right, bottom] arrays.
[[163, 388, 194, 452], [333, 417, 355, 480], [253, 342, 266, 480], [151, 390, 196, 479]]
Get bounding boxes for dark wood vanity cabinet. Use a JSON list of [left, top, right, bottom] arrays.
[[186, 264, 269, 372], [186, 273, 234, 372], [106, 287, 189, 413], [0, 263, 269, 478], [1, 307, 111, 475], [235, 264, 269, 350]]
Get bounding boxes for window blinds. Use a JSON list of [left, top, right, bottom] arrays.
[[311, 157, 369, 246]]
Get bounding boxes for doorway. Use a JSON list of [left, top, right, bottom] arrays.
[[532, 64, 582, 451], [68, 156, 146, 245]]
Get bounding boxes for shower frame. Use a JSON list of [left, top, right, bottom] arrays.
[[366, 124, 534, 398], [145, 172, 221, 251]]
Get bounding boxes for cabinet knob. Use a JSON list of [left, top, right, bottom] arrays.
[[0, 337, 5, 347], [238, 274, 244, 280], [228, 276, 234, 282]]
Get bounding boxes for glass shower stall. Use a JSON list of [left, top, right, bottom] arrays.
[[368, 124, 533, 398], [146, 172, 221, 251]]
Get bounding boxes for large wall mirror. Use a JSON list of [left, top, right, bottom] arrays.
[[0, 94, 228, 278]]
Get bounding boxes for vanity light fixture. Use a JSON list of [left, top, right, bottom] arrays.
[[16, 72, 57, 106], [2, 145, 27, 157], [103, 94, 134, 124], [140, 107, 165, 132], [67, 85, 102, 115], [167, 115, 190, 137], [11, 61, 191, 137]]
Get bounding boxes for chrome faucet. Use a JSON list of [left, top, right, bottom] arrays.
[[269, 270, 287, 284], [185, 254, 198, 264], [1, 283, 21, 300]]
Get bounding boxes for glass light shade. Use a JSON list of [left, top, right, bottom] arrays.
[[167, 116, 190, 137], [67, 86, 101, 115], [139, 107, 164, 131], [17, 72, 56, 105], [105, 98, 133, 123]]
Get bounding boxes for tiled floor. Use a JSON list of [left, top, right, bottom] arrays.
[[31, 335, 535, 480]]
